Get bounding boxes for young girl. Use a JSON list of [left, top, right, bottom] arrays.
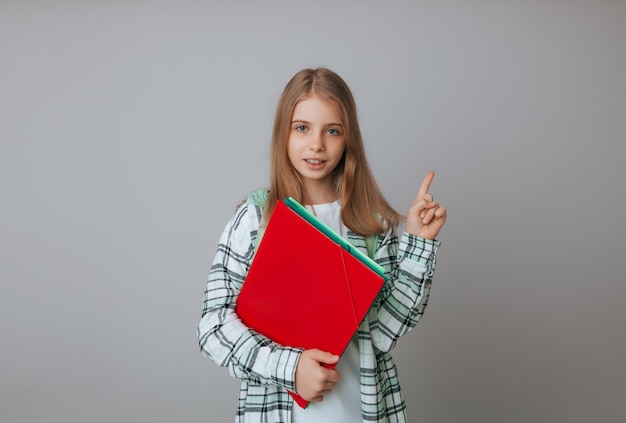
[[198, 67, 446, 423]]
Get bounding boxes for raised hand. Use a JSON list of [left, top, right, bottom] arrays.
[[406, 171, 447, 240], [295, 349, 341, 402]]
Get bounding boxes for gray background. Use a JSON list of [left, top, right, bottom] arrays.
[[1, 1, 624, 422]]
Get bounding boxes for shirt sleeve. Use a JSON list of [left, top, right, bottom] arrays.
[[366, 227, 440, 353], [197, 203, 301, 391]]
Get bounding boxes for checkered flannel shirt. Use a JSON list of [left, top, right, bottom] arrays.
[[198, 194, 439, 422]]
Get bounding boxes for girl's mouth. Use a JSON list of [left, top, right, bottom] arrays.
[[304, 159, 325, 169]]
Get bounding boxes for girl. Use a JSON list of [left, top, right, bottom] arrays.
[[198, 67, 446, 423]]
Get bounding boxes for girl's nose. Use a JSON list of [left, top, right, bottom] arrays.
[[308, 132, 325, 151]]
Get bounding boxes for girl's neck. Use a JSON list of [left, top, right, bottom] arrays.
[[302, 182, 338, 205]]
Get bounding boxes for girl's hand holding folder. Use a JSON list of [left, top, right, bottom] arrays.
[[295, 349, 341, 403]]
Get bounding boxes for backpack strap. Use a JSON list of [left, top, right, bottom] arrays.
[[248, 188, 378, 260], [246, 189, 270, 252], [365, 233, 378, 259], [246, 189, 270, 207]]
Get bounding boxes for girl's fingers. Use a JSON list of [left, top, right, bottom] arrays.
[[419, 200, 438, 220], [413, 171, 435, 204], [421, 203, 439, 224], [435, 206, 446, 218]]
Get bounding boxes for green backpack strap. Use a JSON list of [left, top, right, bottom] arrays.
[[246, 189, 270, 207], [365, 234, 378, 259], [248, 188, 378, 260], [246, 189, 269, 252]]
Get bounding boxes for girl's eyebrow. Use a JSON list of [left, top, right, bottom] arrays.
[[291, 119, 343, 127]]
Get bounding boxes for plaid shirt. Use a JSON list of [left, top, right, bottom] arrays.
[[199, 194, 439, 423]]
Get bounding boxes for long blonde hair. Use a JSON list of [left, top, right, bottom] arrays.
[[266, 67, 400, 236]]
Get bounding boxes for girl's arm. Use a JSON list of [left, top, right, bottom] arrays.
[[197, 203, 301, 391], [366, 228, 439, 353], [367, 171, 446, 352]]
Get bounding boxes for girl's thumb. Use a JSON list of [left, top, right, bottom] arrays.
[[308, 349, 340, 365]]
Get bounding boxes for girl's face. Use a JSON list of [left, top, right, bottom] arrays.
[[287, 95, 346, 201]]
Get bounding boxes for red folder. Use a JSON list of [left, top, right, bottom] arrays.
[[235, 198, 387, 408]]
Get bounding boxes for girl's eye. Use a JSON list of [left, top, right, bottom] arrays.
[[295, 125, 308, 132], [327, 128, 340, 136]]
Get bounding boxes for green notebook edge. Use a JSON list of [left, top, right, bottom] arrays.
[[284, 197, 389, 281]]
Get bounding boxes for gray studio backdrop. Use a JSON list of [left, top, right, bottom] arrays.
[[1, 1, 624, 422]]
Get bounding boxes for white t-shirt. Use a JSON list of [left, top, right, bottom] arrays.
[[292, 201, 362, 423]]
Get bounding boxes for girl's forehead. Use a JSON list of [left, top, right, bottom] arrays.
[[292, 95, 342, 119]]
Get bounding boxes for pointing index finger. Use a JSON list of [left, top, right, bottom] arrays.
[[414, 171, 435, 203]]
